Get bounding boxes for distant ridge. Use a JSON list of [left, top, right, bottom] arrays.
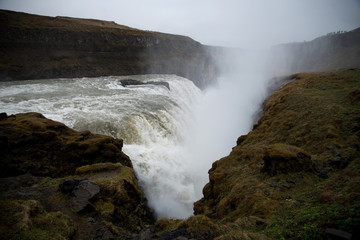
[[0, 10, 217, 88], [269, 27, 360, 75]]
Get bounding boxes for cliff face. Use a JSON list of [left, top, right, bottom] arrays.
[[268, 28, 360, 75], [0, 112, 153, 239], [0, 10, 217, 89], [193, 69, 360, 239]]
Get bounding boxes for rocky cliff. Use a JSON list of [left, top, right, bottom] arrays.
[[191, 69, 360, 239], [269, 28, 360, 75], [1, 71, 359, 239], [0, 10, 217, 89], [0, 112, 153, 239]]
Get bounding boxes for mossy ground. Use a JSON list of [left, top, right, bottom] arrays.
[[164, 69, 360, 239], [0, 162, 153, 239], [0, 199, 77, 240]]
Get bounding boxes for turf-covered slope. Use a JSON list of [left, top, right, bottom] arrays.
[[0, 112, 153, 239], [193, 69, 360, 239], [0, 10, 217, 88]]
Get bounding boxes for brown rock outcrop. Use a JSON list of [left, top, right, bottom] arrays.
[[0, 112, 131, 178], [0, 113, 154, 238]]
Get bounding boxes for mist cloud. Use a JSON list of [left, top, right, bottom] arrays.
[[1, 0, 359, 48]]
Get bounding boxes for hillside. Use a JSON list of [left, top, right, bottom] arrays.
[[0, 10, 217, 88], [1, 70, 358, 239], [269, 28, 360, 75], [188, 69, 360, 239]]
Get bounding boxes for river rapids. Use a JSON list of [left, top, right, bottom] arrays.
[[0, 73, 267, 219]]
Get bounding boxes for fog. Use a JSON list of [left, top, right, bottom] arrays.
[[1, 0, 360, 48]]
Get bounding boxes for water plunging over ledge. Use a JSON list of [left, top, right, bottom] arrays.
[[0, 73, 268, 219]]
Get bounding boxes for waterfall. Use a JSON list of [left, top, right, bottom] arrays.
[[0, 69, 269, 219]]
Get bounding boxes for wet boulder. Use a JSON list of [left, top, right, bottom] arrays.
[[69, 180, 100, 213], [119, 79, 170, 90]]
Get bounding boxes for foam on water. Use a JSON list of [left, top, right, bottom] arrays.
[[0, 72, 269, 219], [0, 75, 202, 218]]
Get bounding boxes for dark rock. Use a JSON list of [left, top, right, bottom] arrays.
[[92, 224, 114, 240], [326, 145, 335, 150], [282, 183, 291, 189], [256, 220, 265, 226], [317, 170, 329, 179], [140, 228, 153, 240], [275, 186, 285, 192], [328, 156, 352, 169], [333, 149, 341, 156], [86, 217, 96, 225], [0, 112, 7, 121], [119, 79, 143, 86], [286, 179, 297, 186], [59, 179, 83, 194], [119, 79, 170, 90], [282, 196, 292, 200], [324, 228, 352, 240], [268, 179, 280, 187], [69, 180, 100, 213], [158, 228, 192, 240], [0, 174, 42, 191]]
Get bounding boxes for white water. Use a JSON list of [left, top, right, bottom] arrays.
[[0, 71, 269, 219]]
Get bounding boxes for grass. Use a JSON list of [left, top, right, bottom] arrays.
[[0, 199, 76, 240], [192, 69, 360, 239]]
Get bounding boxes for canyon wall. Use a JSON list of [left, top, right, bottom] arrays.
[[0, 10, 217, 89]]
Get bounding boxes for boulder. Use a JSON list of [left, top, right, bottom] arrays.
[[59, 179, 83, 194], [328, 156, 352, 169], [324, 228, 352, 240], [0, 112, 131, 177], [262, 143, 313, 175], [119, 79, 143, 86], [119, 79, 170, 90], [76, 162, 155, 233], [69, 180, 100, 213]]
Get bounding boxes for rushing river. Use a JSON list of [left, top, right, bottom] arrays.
[[0, 73, 268, 219]]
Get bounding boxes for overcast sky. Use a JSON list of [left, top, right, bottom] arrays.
[[1, 0, 360, 48]]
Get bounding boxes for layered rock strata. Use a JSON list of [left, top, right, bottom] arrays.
[[0, 10, 218, 89]]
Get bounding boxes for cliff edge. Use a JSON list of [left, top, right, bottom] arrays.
[[0, 10, 217, 88]]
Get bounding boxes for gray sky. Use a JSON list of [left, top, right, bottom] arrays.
[[1, 0, 359, 48]]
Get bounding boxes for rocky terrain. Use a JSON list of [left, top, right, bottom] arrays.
[[0, 112, 153, 239], [0, 10, 217, 89], [1, 69, 359, 239], [192, 69, 360, 239], [1, 9, 360, 240], [148, 69, 360, 240]]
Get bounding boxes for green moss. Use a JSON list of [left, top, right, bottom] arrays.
[[94, 200, 115, 216], [75, 162, 123, 175], [154, 218, 182, 235], [195, 69, 360, 239], [0, 199, 76, 240], [179, 215, 220, 240]]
